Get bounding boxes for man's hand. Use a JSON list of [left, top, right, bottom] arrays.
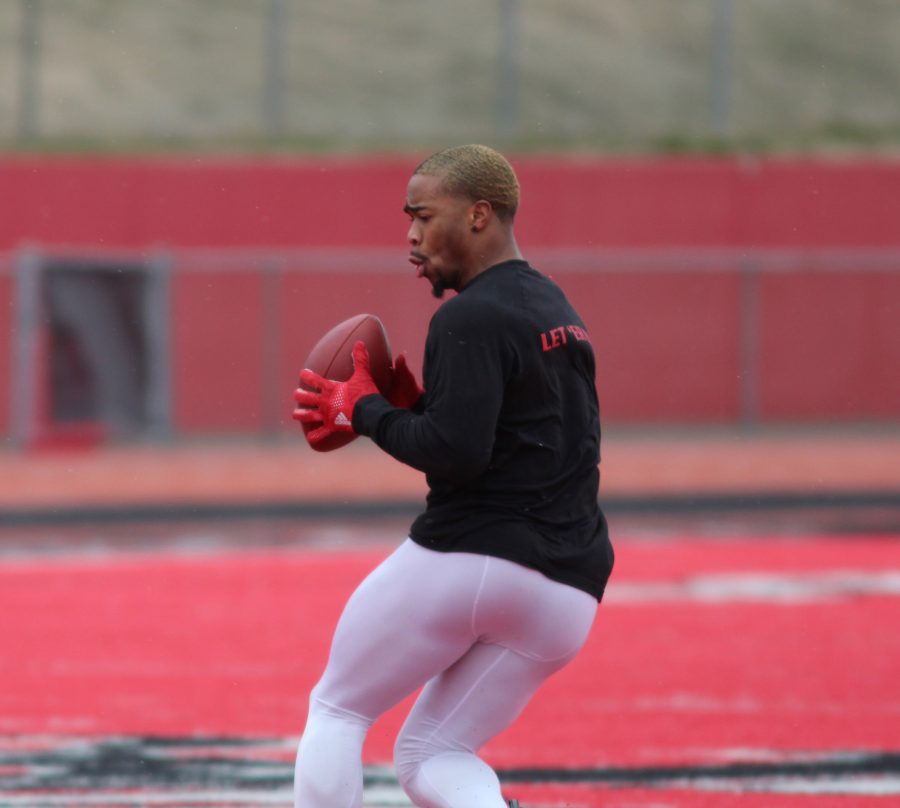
[[389, 354, 424, 410], [293, 341, 379, 446]]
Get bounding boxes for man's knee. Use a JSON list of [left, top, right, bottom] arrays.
[[294, 695, 372, 807], [393, 727, 424, 789], [394, 725, 454, 789], [307, 689, 373, 730], [394, 745, 506, 808], [394, 726, 472, 791]]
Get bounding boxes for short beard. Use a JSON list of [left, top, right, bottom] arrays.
[[431, 278, 447, 299]]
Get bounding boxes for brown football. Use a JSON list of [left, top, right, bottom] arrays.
[[300, 313, 393, 452]]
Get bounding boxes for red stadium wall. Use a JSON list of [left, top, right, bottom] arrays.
[[1, 155, 899, 438], [3, 156, 900, 249]]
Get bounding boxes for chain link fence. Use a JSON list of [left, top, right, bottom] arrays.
[[3, 0, 900, 150], [3, 245, 899, 444]]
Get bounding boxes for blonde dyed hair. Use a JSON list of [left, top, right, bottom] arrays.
[[415, 144, 520, 222]]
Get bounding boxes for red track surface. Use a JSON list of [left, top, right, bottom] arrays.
[[2, 533, 899, 805]]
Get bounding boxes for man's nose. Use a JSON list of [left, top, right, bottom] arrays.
[[407, 221, 420, 246]]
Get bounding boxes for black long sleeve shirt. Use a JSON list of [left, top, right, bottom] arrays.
[[353, 259, 613, 600]]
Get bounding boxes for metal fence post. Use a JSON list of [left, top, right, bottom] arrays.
[[11, 246, 43, 446], [496, 0, 521, 137], [17, 0, 42, 140], [263, 0, 287, 136], [144, 251, 173, 440], [710, 0, 735, 137]]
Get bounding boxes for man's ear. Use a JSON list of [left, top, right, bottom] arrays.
[[470, 200, 493, 232]]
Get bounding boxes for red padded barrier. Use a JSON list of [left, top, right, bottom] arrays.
[[3, 156, 900, 251]]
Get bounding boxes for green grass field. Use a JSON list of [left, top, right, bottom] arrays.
[[2, 0, 899, 154]]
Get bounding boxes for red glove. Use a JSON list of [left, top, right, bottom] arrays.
[[389, 354, 424, 410], [293, 341, 379, 446]]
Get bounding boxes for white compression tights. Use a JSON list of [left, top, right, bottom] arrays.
[[294, 539, 597, 808]]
